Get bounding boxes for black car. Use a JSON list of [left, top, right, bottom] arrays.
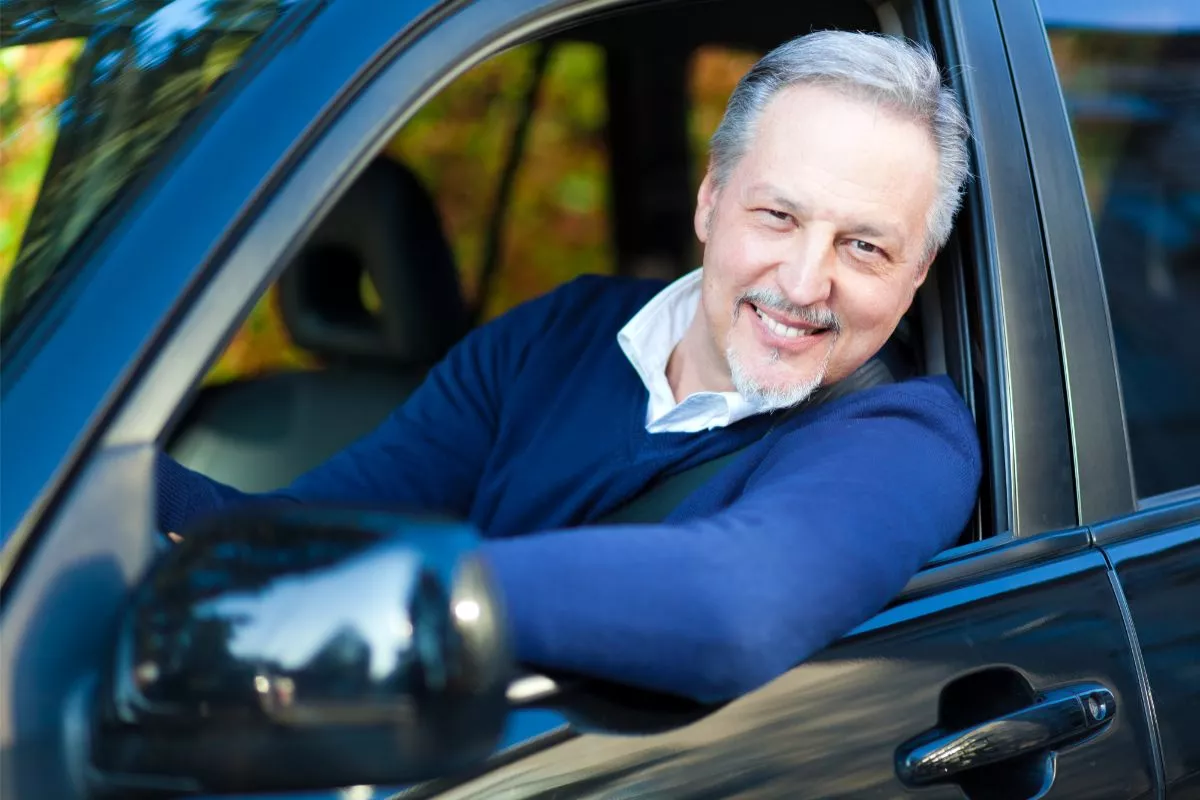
[[1, 0, 1197, 797]]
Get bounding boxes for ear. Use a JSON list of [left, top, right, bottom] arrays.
[[694, 171, 719, 244], [913, 253, 935, 290]]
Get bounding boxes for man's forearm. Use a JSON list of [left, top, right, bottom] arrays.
[[481, 404, 980, 703]]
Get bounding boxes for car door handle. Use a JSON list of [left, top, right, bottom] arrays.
[[896, 682, 1115, 786]]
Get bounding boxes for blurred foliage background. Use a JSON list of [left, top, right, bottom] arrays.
[[1, 37, 755, 384], [1, 40, 85, 281]]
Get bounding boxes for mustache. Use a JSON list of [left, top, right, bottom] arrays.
[[734, 287, 842, 333]]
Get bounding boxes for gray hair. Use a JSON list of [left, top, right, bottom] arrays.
[[709, 30, 972, 262]]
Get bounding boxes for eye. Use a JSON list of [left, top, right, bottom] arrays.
[[756, 208, 794, 225], [846, 239, 890, 261]]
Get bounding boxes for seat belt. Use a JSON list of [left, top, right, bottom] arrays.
[[595, 358, 896, 525]]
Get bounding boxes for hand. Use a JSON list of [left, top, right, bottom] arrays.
[[167, 532, 183, 543]]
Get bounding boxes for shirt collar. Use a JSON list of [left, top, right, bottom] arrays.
[[617, 268, 770, 433]]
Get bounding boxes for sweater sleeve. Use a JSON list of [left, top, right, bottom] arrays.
[[156, 282, 568, 534], [481, 380, 982, 703]]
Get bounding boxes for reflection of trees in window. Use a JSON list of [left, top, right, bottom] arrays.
[[0, 0, 271, 335], [297, 625, 373, 698], [0, 40, 85, 286], [1049, 27, 1200, 497]]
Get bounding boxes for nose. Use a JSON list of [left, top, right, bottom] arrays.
[[776, 226, 837, 307]]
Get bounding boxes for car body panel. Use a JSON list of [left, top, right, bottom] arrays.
[[1100, 515, 1200, 797], [0, 443, 158, 800], [411, 550, 1156, 799]]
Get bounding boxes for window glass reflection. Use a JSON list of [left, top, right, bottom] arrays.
[[1046, 3, 1200, 498], [0, 0, 294, 339]]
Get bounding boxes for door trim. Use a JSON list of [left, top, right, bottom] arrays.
[[1093, 500, 1200, 548], [899, 526, 1092, 602], [933, 0, 1077, 536], [1102, 553, 1168, 799], [990, 0, 1137, 523]]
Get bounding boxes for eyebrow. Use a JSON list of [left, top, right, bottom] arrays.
[[844, 222, 895, 241], [745, 183, 902, 243], [747, 185, 808, 219]]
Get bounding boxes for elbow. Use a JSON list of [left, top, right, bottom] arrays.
[[686, 650, 778, 705], [681, 609, 803, 704]]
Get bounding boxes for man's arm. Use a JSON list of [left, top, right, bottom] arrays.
[[156, 284, 566, 534], [482, 381, 982, 703]]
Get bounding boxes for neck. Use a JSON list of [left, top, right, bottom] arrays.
[[667, 315, 735, 402]]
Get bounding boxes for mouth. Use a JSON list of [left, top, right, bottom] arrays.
[[747, 302, 831, 341]]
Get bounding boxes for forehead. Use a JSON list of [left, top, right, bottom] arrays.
[[736, 84, 940, 237]]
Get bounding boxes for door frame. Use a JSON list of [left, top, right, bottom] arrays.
[[991, 0, 1137, 526]]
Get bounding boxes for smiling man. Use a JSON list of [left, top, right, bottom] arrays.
[[158, 31, 982, 702]]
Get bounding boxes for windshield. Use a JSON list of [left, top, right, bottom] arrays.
[[0, 0, 295, 341]]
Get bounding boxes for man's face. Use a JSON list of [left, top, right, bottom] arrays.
[[693, 84, 941, 405]]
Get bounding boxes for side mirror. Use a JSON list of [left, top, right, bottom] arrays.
[[82, 508, 510, 795]]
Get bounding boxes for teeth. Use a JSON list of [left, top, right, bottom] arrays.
[[755, 307, 812, 338]]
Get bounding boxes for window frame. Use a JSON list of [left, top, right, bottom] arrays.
[[994, 0, 1140, 524], [929, 0, 1077, 536]]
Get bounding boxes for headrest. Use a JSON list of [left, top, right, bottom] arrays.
[[279, 157, 469, 365]]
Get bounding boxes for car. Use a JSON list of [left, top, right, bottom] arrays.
[[0, 0, 1197, 796]]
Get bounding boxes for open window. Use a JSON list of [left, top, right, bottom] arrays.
[[165, 0, 996, 545]]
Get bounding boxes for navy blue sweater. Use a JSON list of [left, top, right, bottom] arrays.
[[158, 275, 981, 702]]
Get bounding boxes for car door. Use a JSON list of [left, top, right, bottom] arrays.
[[0, 2, 1166, 800], [1099, 518, 1200, 799], [997, 0, 1200, 796]]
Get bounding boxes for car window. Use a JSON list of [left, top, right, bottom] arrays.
[[203, 40, 615, 386], [0, 0, 294, 344], [1043, 0, 1200, 499]]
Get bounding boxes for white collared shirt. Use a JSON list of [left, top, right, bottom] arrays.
[[617, 268, 770, 433]]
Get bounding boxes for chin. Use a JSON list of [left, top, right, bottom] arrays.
[[727, 347, 826, 411]]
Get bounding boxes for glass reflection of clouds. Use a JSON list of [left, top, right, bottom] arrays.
[[194, 548, 420, 681], [134, 0, 211, 68], [1041, 0, 1200, 31]]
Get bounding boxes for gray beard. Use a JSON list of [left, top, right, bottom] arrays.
[[724, 288, 837, 411], [726, 343, 830, 411]]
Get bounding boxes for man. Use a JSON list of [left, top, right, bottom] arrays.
[[159, 30, 981, 703]]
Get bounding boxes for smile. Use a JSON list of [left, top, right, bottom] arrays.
[[751, 305, 827, 339]]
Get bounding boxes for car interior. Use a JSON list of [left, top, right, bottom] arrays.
[[166, 0, 995, 545]]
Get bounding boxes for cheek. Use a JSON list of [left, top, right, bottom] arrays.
[[701, 278, 733, 343], [707, 218, 781, 276], [836, 279, 914, 347]]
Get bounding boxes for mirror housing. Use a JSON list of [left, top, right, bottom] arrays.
[[84, 508, 511, 795]]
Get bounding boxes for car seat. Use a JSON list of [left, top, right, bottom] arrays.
[[167, 157, 469, 491]]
